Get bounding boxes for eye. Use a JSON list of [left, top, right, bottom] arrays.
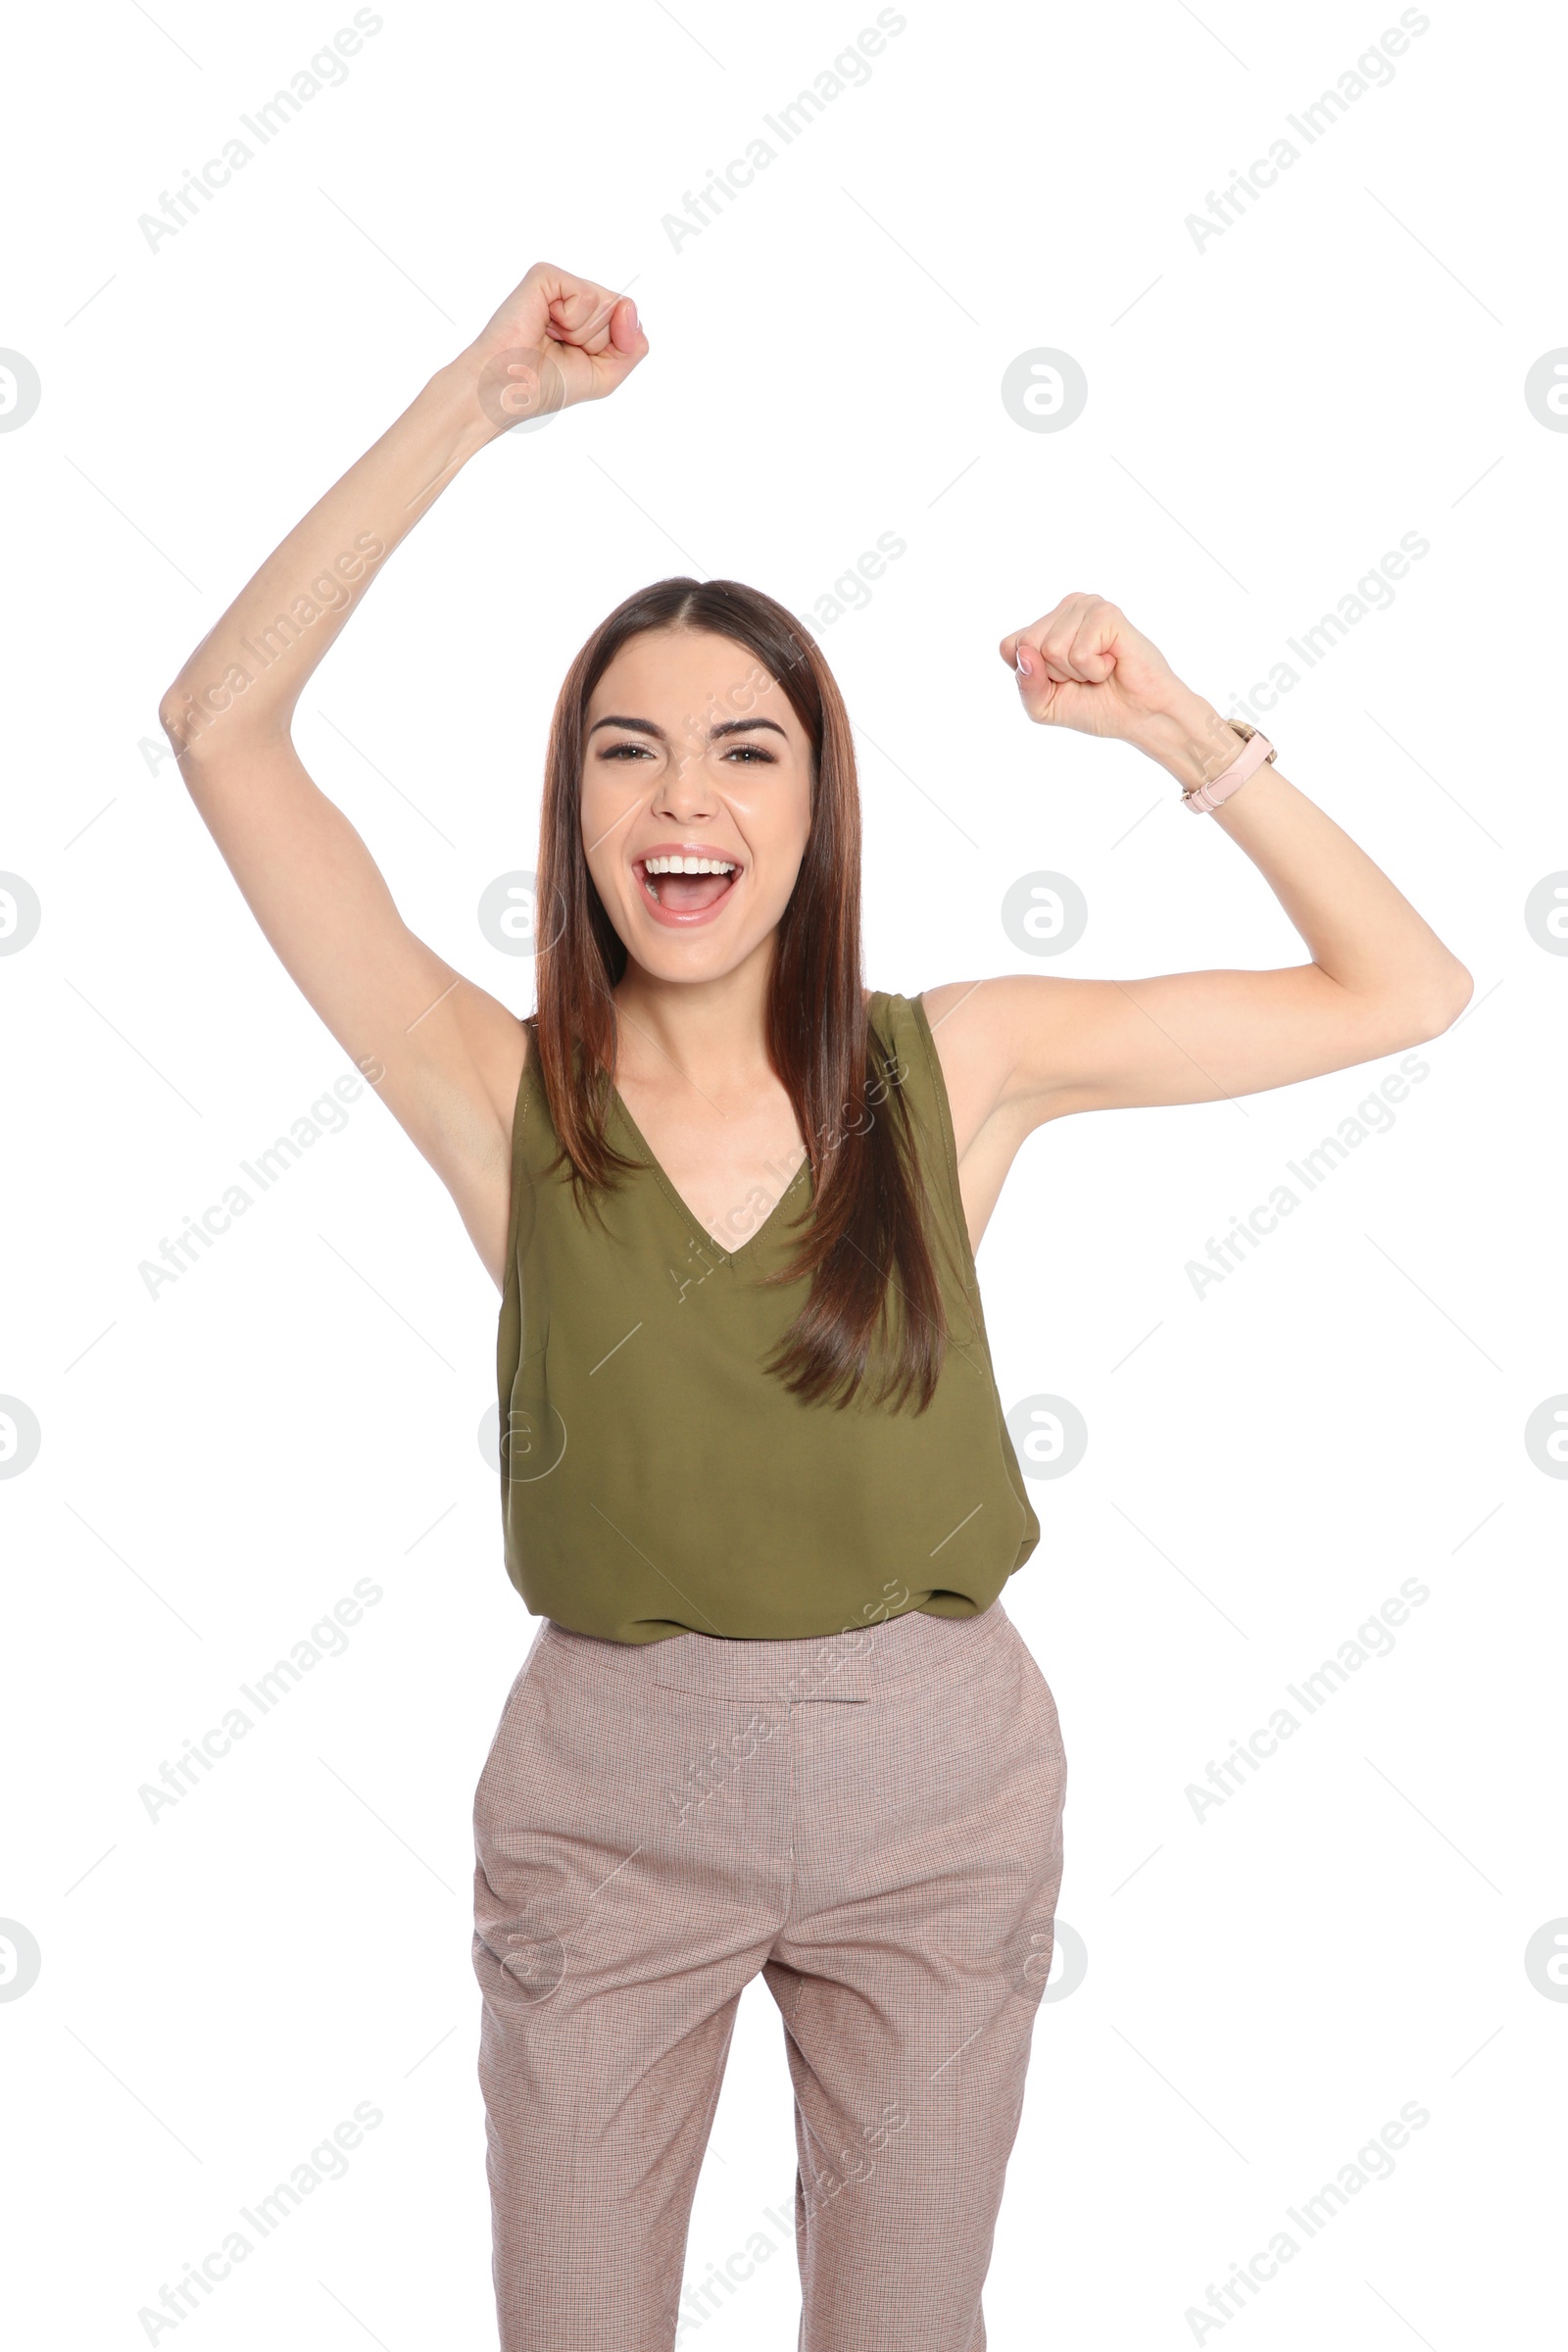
[[723, 743, 775, 763], [597, 741, 652, 760]]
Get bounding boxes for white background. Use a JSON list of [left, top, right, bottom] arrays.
[[3, 0, 1565, 2344]]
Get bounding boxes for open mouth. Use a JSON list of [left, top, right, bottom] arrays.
[[636, 853, 740, 918]]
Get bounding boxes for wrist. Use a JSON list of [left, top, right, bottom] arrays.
[[423, 351, 512, 464], [1134, 695, 1248, 793], [435, 335, 574, 455]]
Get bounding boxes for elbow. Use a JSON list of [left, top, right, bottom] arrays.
[[1404, 957, 1473, 1044], [1347, 956, 1473, 1054], [158, 669, 265, 777], [157, 678, 202, 767]]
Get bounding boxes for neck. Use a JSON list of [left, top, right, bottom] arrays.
[[612, 935, 777, 1094]]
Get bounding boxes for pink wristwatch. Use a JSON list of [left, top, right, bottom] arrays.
[[1182, 721, 1277, 813]]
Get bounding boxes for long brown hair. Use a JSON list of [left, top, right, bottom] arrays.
[[532, 576, 947, 1411]]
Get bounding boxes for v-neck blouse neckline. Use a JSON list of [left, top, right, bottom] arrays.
[[604, 1080, 811, 1265], [599, 985, 901, 1265]]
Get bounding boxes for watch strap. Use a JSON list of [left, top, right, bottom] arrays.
[[1183, 722, 1277, 813]]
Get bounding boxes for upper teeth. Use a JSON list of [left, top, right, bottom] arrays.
[[644, 856, 735, 874]]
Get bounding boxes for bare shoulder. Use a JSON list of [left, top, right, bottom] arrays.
[[918, 975, 1093, 1154], [918, 979, 1012, 1158], [871, 977, 1092, 1158]]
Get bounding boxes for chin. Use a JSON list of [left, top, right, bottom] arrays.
[[629, 930, 763, 985]]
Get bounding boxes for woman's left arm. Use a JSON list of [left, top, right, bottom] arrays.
[[926, 594, 1473, 1146]]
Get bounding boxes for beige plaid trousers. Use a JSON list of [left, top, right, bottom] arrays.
[[472, 1597, 1068, 2350]]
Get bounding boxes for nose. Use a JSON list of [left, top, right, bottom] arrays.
[[651, 734, 719, 825]]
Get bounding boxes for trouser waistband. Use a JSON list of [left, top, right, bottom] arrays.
[[540, 1596, 1011, 1703]]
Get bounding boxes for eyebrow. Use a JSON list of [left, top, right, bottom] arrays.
[[585, 714, 788, 743]]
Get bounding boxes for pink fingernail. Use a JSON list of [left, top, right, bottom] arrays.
[[1015, 644, 1033, 677]]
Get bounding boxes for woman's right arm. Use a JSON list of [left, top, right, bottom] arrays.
[[158, 265, 647, 1287]]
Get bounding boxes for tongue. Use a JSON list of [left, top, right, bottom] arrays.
[[659, 871, 732, 912]]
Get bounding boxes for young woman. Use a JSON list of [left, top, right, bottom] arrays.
[[161, 264, 1471, 2351]]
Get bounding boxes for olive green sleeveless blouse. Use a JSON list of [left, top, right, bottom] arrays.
[[495, 990, 1039, 1643]]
